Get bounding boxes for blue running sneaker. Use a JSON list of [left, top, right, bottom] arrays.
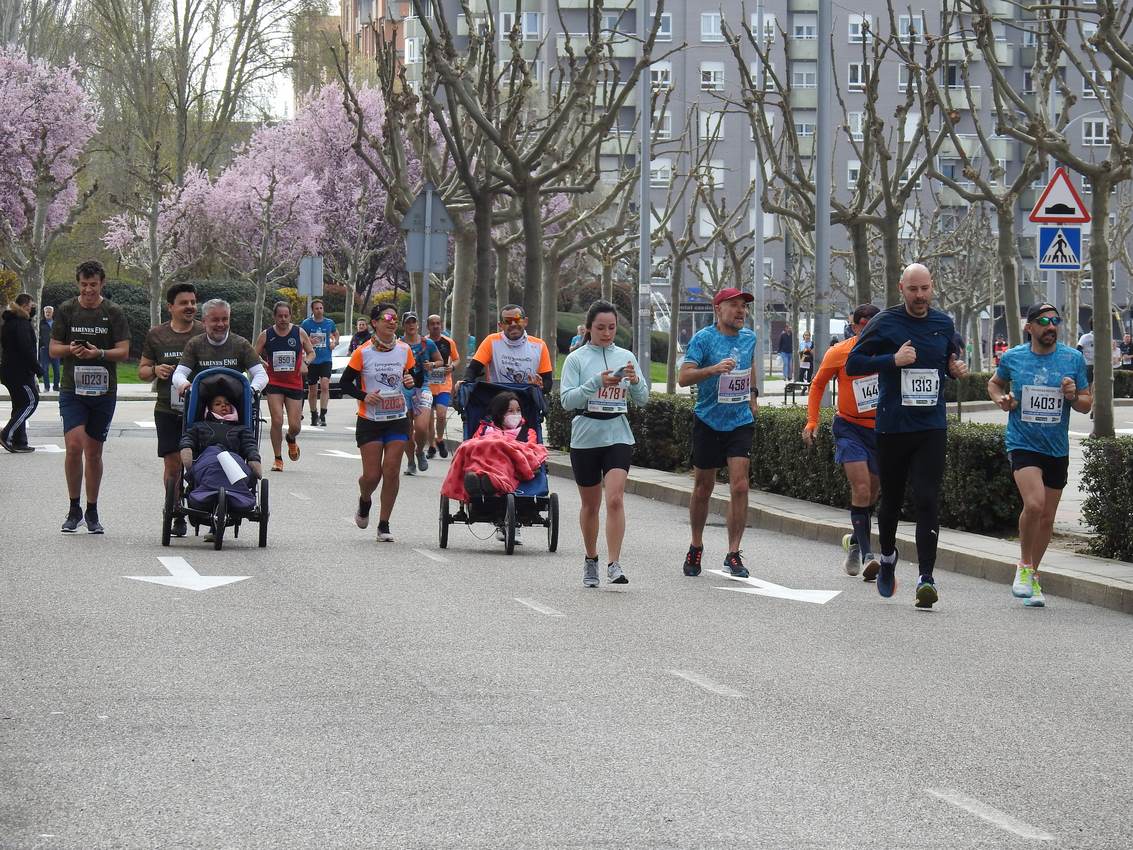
[[877, 551, 898, 598], [914, 575, 939, 609], [723, 551, 749, 578]]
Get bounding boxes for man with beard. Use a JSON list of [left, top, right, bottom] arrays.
[[461, 305, 553, 393], [988, 303, 1091, 608]]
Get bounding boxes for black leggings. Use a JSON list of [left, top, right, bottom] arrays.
[[876, 430, 947, 576], [2, 379, 39, 447]]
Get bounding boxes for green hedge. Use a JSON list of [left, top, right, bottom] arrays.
[[1115, 370, 1133, 398], [546, 393, 1022, 534], [943, 371, 994, 402], [1081, 437, 1133, 561]]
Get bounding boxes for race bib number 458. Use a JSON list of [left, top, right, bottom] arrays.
[[718, 369, 751, 404]]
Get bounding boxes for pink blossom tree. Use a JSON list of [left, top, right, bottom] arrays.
[[103, 167, 214, 325], [0, 49, 97, 313], [207, 122, 324, 332], [288, 83, 400, 330]]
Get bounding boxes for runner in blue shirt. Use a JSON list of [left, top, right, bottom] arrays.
[[399, 311, 441, 475], [677, 288, 759, 579], [988, 303, 1091, 608], [300, 298, 338, 427], [845, 263, 968, 609]]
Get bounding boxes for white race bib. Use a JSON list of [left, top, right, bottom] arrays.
[[427, 367, 446, 385], [718, 369, 751, 404], [310, 332, 327, 350], [852, 375, 879, 412], [369, 389, 407, 422], [1020, 384, 1063, 424], [587, 383, 628, 414], [272, 350, 297, 373], [900, 368, 939, 407], [74, 365, 109, 397]]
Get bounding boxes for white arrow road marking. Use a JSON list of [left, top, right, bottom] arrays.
[[925, 789, 1055, 841], [412, 548, 448, 564], [514, 597, 565, 617], [125, 556, 250, 592], [289, 491, 311, 501], [134, 421, 156, 428], [319, 449, 362, 459], [31, 444, 64, 453], [668, 670, 745, 698], [708, 570, 841, 605]]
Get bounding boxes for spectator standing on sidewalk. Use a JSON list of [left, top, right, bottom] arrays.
[[776, 327, 794, 380], [38, 305, 60, 391], [1, 293, 42, 453]]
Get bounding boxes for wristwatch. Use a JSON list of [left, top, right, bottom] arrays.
[[750, 386, 759, 398]]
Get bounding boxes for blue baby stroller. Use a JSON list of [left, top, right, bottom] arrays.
[[161, 367, 269, 550], [438, 381, 559, 555]]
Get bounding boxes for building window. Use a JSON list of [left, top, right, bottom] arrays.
[[903, 159, 921, 187], [792, 62, 817, 89], [1022, 70, 1035, 94], [1083, 119, 1108, 146], [655, 12, 673, 41], [654, 109, 672, 140], [701, 12, 723, 42], [599, 13, 624, 35], [650, 158, 672, 188], [937, 157, 969, 185], [943, 63, 962, 88], [1022, 28, 1038, 47], [501, 11, 541, 41], [848, 111, 864, 141], [751, 60, 775, 91], [904, 111, 920, 142], [898, 14, 923, 42], [404, 37, 418, 64], [1083, 69, 1109, 97], [699, 207, 716, 238], [849, 14, 872, 43], [847, 160, 861, 184], [795, 121, 816, 137], [651, 61, 672, 90], [751, 12, 776, 44], [1081, 175, 1092, 194], [848, 62, 867, 92], [793, 14, 817, 40], [701, 62, 725, 91], [699, 111, 725, 141], [898, 64, 911, 92], [996, 158, 1008, 186]]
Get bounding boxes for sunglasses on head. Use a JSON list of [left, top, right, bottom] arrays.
[[500, 316, 526, 326], [1032, 316, 1062, 327]]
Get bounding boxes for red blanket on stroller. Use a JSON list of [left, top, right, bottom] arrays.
[[440, 429, 549, 501]]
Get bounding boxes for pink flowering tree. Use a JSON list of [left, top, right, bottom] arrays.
[[103, 167, 214, 325], [0, 49, 97, 313], [208, 122, 324, 332], [288, 83, 401, 330]]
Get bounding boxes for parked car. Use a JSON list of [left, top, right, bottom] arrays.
[[329, 337, 352, 399]]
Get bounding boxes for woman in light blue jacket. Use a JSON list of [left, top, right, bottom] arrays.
[[559, 300, 649, 588]]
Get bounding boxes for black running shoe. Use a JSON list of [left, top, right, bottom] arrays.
[[319, 412, 327, 427], [426, 446, 437, 459], [61, 513, 84, 533], [723, 551, 749, 578], [85, 511, 105, 534], [683, 545, 703, 576], [172, 516, 188, 537], [438, 442, 448, 458], [355, 497, 372, 529]]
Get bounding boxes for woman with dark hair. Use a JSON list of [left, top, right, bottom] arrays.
[[1, 292, 42, 453], [559, 300, 648, 588], [439, 389, 548, 504]]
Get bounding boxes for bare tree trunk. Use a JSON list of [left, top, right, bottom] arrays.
[[451, 229, 475, 370], [495, 242, 510, 317], [520, 184, 546, 337], [850, 222, 872, 305], [1067, 274, 1080, 343], [473, 196, 494, 341], [601, 260, 614, 302], [969, 310, 983, 372], [789, 302, 800, 381], [543, 251, 562, 350], [665, 261, 683, 394], [344, 256, 356, 333], [1090, 178, 1115, 437], [147, 190, 162, 327], [996, 205, 1022, 347], [881, 218, 901, 306]]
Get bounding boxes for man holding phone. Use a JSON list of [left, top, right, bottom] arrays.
[[49, 260, 131, 534]]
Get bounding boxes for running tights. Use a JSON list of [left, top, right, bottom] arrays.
[[876, 429, 947, 577], [1, 379, 39, 447]]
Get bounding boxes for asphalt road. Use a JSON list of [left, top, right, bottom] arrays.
[[1, 400, 1131, 849]]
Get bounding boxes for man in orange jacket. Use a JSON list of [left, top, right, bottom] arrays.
[[802, 304, 882, 580]]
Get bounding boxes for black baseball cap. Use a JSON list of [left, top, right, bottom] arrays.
[[1026, 303, 1059, 321], [401, 311, 419, 323]]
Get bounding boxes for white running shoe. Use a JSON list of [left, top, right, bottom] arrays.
[[843, 540, 861, 576], [1012, 564, 1034, 598], [607, 561, 628, 584], [1023, 575, 1045, 608], [377, 521, 394, 543], [583, 557, 600, 588]]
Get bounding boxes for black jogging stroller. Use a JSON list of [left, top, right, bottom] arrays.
[[438, 381, 559, 555], [161, 367, 269, 550]]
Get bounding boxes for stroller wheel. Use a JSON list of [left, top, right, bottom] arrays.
[[212, 489, 227, 551], [162, 476, 176, 547], [438, 494, 450, 549], [547, 492, 559, 553], [503, 494, 517, 555]]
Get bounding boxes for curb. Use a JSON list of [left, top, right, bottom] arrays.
[[528, 451, 1133, 616]]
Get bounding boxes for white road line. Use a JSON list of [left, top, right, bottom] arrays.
[[667, 669, 745, 698], [514, 597, 565, 617], [134, 421, 156, 428], [31, 444, 63, 453], [412, 547, 448, 564], [289, 491, 311, 501], [925, 789, 1055, 841]]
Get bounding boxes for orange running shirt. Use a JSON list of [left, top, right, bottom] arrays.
[[805, 336, 878, 431]]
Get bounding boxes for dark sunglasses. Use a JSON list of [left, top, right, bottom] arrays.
[[1032, 316, 1061, 327]]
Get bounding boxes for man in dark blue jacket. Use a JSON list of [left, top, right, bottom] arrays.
[[846, 263, 968, 609]]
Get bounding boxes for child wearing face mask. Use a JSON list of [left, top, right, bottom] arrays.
[[440, 391, 548, 501], [179, 389, 263, 479]]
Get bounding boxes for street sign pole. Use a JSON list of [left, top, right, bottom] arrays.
[[422, 187, 433, 318]]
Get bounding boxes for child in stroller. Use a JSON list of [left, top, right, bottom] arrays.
[[440, 390, 548, 501], [179, 377, 262, 528]]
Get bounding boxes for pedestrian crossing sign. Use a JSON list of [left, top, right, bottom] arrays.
[[1037, 225, 1082, 270]]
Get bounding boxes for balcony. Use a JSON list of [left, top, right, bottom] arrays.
[[789, 88, 818, 109], [938, 185, 975, 206], [601, 131, 636, 155], [559, 0, 632, 6], [790, 0, 819, 11], [941, 84, 981, 111], [794, 134, 816, 157], [987, 0, 1015, 17], [789, 38, 818, 61], [558, 33, 639, 59], [938, 134, 1014, 161], [992, 40, 1014, 65]]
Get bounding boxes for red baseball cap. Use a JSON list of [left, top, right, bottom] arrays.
[[713, 287, 755, 307]]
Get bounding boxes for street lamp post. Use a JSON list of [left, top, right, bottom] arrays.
[[813, 0, 833, 402]]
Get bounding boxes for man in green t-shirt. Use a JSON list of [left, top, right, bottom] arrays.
[[48, 260, 131, 534], [138, 283, 204, 537], [171, 298, 268, 398]]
